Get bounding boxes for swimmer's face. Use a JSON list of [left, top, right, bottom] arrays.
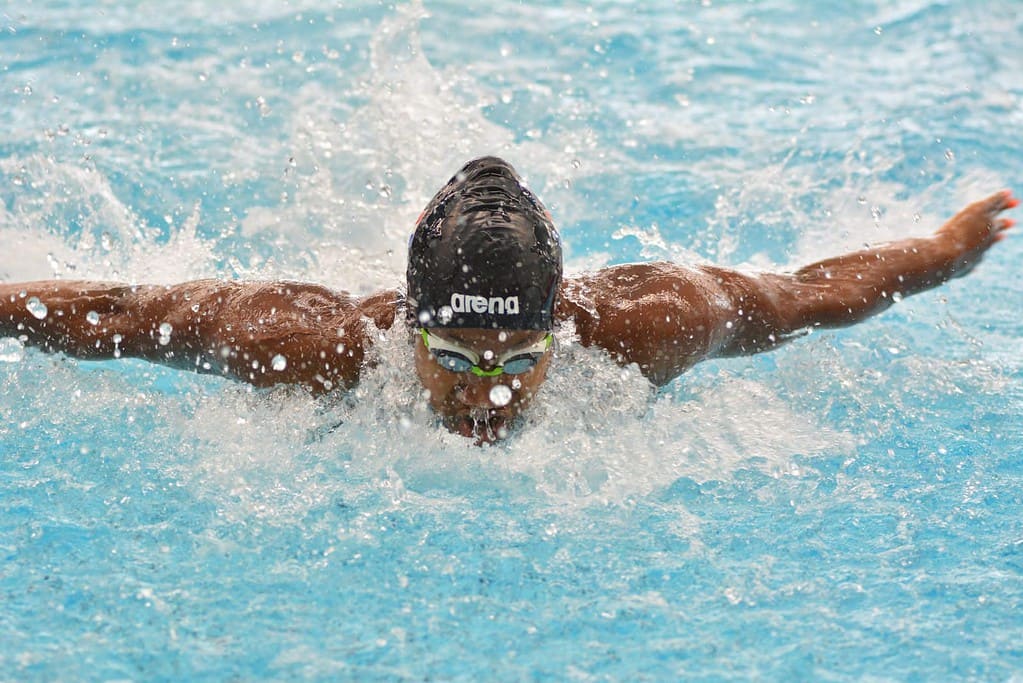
[[413, 328, 553, 444]]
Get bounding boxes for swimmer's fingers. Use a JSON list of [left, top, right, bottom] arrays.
[[980, 189, 1019, 214], [937, 189, 1018, 247], [992, 216, 1015, 242], [985, 190, 1017, 243]]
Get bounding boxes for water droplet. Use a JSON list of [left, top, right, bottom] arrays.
[[26, 297, 47, 319], [158, 322, 173, 345], [944, 149, 955, 162], [437, 306, 454, 325], [418, 310, 432, 325], [271, 354, 287, 371], [86, 311, 100, 325], [112, 333, 123, 358], [489, 385, 513, 407], [892, 291, 903, 303], [482, 349, 494, 361], [0, 338, 25, 363]]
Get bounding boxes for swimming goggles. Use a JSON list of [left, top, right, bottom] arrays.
[[420, 329, 553, 377]]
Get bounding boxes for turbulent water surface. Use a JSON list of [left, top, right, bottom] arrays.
[[2, 1, 1022, 680]]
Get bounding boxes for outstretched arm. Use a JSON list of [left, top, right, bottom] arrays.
[[0, 279, 399, 393], [558, 190, 1017, 385]]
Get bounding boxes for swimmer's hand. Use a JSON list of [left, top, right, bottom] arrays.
[[935, 189, 1018, 277]]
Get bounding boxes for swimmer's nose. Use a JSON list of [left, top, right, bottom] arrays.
[[455, 380, 500, 408]]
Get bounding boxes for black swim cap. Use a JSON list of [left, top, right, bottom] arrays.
[[406, 157, 562, 330]]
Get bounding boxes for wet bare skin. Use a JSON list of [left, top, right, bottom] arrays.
[[412, 328, 552, 445], [1, 191, 1017, 441]]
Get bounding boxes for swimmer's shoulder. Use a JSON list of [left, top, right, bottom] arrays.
[[557, 262, 708, 315], [180, 280, 401, 339]]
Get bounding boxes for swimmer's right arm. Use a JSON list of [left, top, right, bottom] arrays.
[[0, 280, 399, 394]]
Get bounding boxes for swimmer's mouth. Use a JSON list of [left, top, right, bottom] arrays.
[[443, 408, 515, 444]]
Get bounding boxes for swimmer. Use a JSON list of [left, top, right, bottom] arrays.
[[1, 157, 1017, 443]]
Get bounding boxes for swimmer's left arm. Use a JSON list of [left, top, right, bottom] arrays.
[[709, 190, 1018, 358], [560, 190, 1016, 385]]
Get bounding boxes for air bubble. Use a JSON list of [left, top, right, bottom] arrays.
[[271, 354, 288, 371], [489, 385, 513, 407], [437, 306, 454, 325], [26, 297, 47, 319], [86, 311, 100, 325]]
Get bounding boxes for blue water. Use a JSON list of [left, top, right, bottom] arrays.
[[3, 1, 1023, 680]]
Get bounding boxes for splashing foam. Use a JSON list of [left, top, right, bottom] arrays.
[[246, 0, 599, 292], [0, 156, 218, 283], [168, 322, 853, 518]]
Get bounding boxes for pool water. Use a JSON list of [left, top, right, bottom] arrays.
[[2, 1, 1023, 680]]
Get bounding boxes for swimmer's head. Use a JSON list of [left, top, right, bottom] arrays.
[[406, 156, 562, 330]]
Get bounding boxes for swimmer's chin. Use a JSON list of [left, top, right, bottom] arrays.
[[442, 411, 515, 445]]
